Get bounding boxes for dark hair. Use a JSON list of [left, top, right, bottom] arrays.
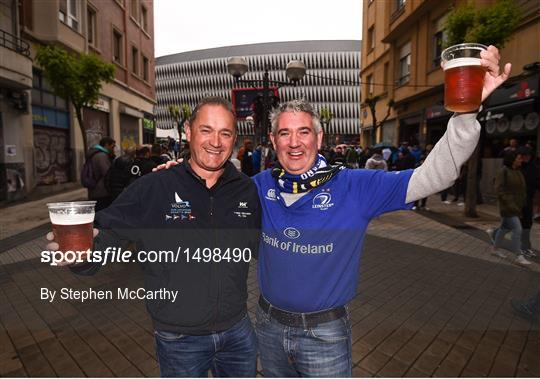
[[188, 96, 236, 130], [99, 137, 115, 146], [151, 144, 162, 155], [136, 146, 150, 158], [517, 146, 533, 156], [502, 151, 517, 168]]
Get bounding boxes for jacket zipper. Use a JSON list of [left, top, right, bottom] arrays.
[[209, 192, 221, 329]]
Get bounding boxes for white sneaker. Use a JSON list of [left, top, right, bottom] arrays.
[[515, 254, 532, 265], [522, 249, 537, 258], [443, 200, 452, 204], [486, 228, 495, 244], [491, 248, 507, 258], [457, 202, 465, 206], [412, 206, 417, 210]]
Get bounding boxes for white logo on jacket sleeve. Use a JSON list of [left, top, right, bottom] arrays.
[[312, 192, 334, 210]]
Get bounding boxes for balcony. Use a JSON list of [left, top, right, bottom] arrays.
[[0, 28, 32, 90]]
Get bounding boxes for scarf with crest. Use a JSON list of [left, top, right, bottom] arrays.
[[271, 154, 345, 194]]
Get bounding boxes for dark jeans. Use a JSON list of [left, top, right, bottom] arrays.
[[154, 315, 257, 377], [494, 216, 522, 255], [256, 305, 352, 377]]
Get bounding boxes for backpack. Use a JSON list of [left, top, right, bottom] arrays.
[[81, 151, 101, 189]]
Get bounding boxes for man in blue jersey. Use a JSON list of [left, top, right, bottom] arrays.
[[252, 45, 511, 377]]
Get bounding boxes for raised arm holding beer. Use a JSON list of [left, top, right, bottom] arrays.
[[405, 44, 511, 203]]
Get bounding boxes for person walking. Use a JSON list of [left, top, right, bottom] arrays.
[[85, 137, 116, 211], [237, 139, 254, 176], [516, 145, 540, 259], [490, 151, 531, 265]]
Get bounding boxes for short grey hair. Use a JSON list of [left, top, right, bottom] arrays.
[[188, 96, 237, 130], [269, 99, 322, 135]]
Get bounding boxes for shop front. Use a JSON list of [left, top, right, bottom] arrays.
[[119, 104, 143, 152], [83, 96, 111, 148], [479, 68, 539, 197], [425, 104, 452, 146], [32, 105, 71, 185]]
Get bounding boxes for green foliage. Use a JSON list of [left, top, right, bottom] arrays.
[[444, 0, 521, 48], [35, 45, 115, 110], [445, 5, 476, 47], [319, 106, 333, 124], [168, 104, 192, 122]]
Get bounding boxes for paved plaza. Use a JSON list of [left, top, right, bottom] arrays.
[[0, 190, 539, 377]]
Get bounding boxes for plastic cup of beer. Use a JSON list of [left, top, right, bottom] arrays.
[[441, 43, 487, 113], [47, 201, 96, 253]]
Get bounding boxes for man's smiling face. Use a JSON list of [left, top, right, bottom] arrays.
[[270, 111, 323, 175]]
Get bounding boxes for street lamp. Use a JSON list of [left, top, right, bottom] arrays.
[[227, 56, 306, 145]]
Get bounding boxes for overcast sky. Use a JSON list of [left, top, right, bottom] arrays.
[[154, 0, 363, 57]]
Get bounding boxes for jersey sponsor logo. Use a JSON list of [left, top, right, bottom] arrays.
[[165, 192, 195, 221], [283, 227, 301, 239], [265, 188, 277, 201], [312, 192, 334, 210]]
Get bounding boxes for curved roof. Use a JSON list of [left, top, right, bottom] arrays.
[[156, 40, 361, 65]]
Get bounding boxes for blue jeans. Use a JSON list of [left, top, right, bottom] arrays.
[[154, 315, 257, 377], [255, 305, 352, 377], [494, 216, 522, 254]]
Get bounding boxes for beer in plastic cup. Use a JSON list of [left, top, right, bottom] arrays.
[[47, 201, 96, 253], [441, 43, 487, 113]]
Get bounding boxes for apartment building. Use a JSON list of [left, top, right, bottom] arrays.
[[360, 0, 539, 152], [0, 0, 155, 202]]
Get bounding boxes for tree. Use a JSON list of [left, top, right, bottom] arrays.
[[168, 104, 192, 144], [444, 0, 521, 217], [319, 106, 333, 145], [35, 45, 115, 154], [363, 95, 394, 146]]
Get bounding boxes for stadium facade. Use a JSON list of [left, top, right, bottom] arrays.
[[155, 40, 361, 142]]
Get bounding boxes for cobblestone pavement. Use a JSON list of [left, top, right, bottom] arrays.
[[0, 190, 539, 377]]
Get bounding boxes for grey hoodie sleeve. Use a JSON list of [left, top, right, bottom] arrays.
[[406, 112, 480, 203]]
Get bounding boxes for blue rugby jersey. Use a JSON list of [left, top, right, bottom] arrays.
[[253, 168, 414, 312]]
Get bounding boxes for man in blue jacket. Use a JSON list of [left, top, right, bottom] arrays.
[[252, 46, 510, 377]]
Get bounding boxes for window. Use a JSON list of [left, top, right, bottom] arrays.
[[367, 26, 375, 52], [130, 0, 139, 20], [140, 5, 148, 31], [395, 0, 406, 10], [142, 55, 149, 81], [367, 74, 374, 96], [59, 0, 80, 31], [432, 16, 447, 68], [131, 46, 139, 75], [87, 7, 97, 47], [113, 29, 123, 64], [398, 42, 411, 85], [32, 69, 68, 111]]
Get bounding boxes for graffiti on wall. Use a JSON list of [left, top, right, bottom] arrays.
[[34, 127, 70, 185]]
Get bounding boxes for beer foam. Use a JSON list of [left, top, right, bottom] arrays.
[[443, 57, 481, 70], [49, 213, 94, 225]]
